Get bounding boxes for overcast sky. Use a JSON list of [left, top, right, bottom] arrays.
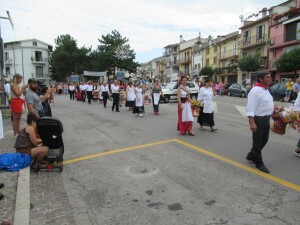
[[1, 0, 284, 63]]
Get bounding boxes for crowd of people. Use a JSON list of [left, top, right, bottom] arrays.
[[0, 72, 300, 179]]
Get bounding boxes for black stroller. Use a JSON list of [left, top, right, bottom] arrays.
[[36, 117, 64, 172]]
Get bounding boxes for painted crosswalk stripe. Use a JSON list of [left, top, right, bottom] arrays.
[[235, 105, 246, 116]]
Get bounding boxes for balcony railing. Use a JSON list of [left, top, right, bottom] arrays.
[[32, 73, 50, 78], [268, 60, 277, 70], [179, 56, 191, 64], [269, 33, 300, 48], [4, 58, 13, 64], [241, 34, 268, 48], [220, 49, 240, 60], [31, 57, 48, 63]]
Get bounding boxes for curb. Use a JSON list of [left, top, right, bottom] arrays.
[[14, 167, 30, 225]]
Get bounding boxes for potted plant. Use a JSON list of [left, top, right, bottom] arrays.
[[190, 100, 201, 117]]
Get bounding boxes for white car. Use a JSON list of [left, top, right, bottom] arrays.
[[161, 81, 199, 103]]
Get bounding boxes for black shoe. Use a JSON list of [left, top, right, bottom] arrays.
[[0, 183, 4, 189], [116, 110, 120, 112], [0, 192, 3, 200], [112, 108, 114, 111], [256, 163, 270, 173], [246, 153, 255, 163]]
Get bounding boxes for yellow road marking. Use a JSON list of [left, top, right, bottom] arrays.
[[174, 139, 300, 192], [63, 139, 176, 165]]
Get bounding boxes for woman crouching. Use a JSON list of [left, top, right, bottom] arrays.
[[14, 113, 49, 169]]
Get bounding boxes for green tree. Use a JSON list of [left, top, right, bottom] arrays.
[[49, 34, 91, 81], [237, 54, 260, 81], [199, 66, 214, 79], [92, 30, 139, 80], [276, 48, 300, 75]]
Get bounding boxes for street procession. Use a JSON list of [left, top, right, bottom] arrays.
[[0, 0, 300, 225]]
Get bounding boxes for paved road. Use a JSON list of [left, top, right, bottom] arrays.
[[42, 95, 300, 224]]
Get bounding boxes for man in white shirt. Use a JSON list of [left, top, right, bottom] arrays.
[[86, 81, 94, 104], [79, 81, 86, 102], [100, 81, 109, 108], [110, 80, 120, 112], [246, 71, 274, 173]]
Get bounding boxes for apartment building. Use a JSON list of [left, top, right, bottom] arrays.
[[4, 39, 53, 85], [217, 31, 241, 84], [268, 0, 300, 82], [239, 8, 270, 84], [163, 43, 179, 82]]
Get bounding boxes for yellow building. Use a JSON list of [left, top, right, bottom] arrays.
[[239, 9, 270, 84], [217, 31, 241, 84]]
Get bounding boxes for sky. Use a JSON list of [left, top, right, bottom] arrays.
[[0, 0, 285, 63]]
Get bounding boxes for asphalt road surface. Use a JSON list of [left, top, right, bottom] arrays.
[[51, 94, 299, 225]]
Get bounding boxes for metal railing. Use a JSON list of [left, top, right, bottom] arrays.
[[4, 58, 13, 64], [179, 55, 191, 63], [31, 57, 48, 63], [31, 73, 50, 78], [241, 34, 268, 48], [220, 49, 240, 59]]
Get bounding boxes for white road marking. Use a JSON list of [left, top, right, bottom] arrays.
[[235, 105, 246, 116]]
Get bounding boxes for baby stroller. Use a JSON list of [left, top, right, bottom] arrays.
[[36, 117, 64, 172]]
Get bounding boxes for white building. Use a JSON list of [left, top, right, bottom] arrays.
[[4, 39, 53, 85], [163, 43, 179, 82]]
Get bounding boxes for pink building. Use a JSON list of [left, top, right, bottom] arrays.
[[268, 0, 300, 82]]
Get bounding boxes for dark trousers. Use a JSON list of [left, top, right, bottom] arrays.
[[102, 92, 109, 107], [87, 91, 93, 104], [152, 94, 159, 112], [250, 116, 270, 164], [81, 91, 86, 102], [69, 91, 75, 100], [112, 93, 120, 111]]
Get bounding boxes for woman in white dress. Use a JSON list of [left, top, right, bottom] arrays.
[[126, 81, 136, 111], [197, 79, 217, 132], [177, 76, 195, 136], [133, 82, 144, 117]]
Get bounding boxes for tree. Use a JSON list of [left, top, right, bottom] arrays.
[[199, 66, 214, 79], [92, 30, 139, 80], [237, 54, 260, 82], [276, 48, 300, 75], [49, 34, 91, 81]]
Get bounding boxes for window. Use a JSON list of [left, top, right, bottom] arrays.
[[187, 83, 195, 88], [233, 42, 237, 55], [214, 46, 218, 53], [256, 25, 265, 42], [243, 30, 251, 45], [273, 50, 277, 58], [243, 51, 247, 57], [173, 56, 177, 64], [256, 48, 262, 54], [36, 66, 43, 78], [214, 56, 217, 64], [222, 46, 226, 58], [5, 67, 10, 76], [286, 21, 300, 42], [33, 51, 43, 61], [4, 52, 9, 60], [206, 48, 209, 54], [33, 41, 37, 46], [206, 59, 209, 66]]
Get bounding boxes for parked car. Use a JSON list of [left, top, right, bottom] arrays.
[[221, 83, 232, 95], [269, 83, 286, 102], [228, 83, 247, 98], [161, 81, 199, 103]]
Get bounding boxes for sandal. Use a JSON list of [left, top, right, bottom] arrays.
[[210, 128, 218, 132], [188, 131, 195, 136], [199, 127, 205, 130], [295, 149, 300, 157]]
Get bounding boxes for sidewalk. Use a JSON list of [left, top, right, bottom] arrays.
[[0, 115, 76, 225]]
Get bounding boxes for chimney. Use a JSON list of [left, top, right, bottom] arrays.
[[261, 7, 268, 17], [180, 35, 183, 43]]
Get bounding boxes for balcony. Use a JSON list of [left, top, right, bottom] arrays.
[[268, 33, 300, 49], [4, 58, 13, 64], [240, 34, 268, 49], [31, 57, 48, 64], [32, 73, 50, 78], [179, 56, 191, 64], [220, 49, 240, 60], [268, 60, 277, 70]]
